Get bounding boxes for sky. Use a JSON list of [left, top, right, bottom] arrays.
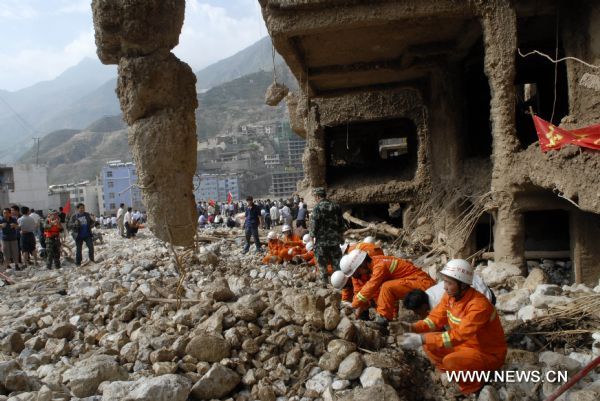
[[0, 0, 267, 91]]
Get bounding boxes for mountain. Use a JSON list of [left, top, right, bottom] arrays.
[[196, 66, 297, 140], [195, 36, 285, 90], [0, 58, 118, 161], [19, 115, 129, 184]]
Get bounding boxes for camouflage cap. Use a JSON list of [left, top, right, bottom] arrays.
[[312, 187, 326, 197]]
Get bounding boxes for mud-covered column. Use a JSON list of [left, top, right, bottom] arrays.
[[302, 102, 327, 189], [92, 0, 197, 246], [493, 204, 525, 270], [474, 0, 523, 266]]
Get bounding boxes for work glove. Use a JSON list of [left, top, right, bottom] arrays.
[[288, 248, 294, 255], [399, 333, 423, 350]]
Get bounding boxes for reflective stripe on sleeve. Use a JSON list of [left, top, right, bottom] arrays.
[[442, 331, 452, 348], [388, 260, 398, 273], [424, 318, 435, 329], [356, 292, 368, 303]]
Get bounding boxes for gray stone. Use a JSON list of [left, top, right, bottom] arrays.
[[359, 367, 385, 388], [332, 379, 351, 390], [477, 385, 499, 401], [190, 363, 240, 400], [62, 355, 128, 397], [337, 384, 400, 401], [318, 352, 344, 372], [324, 306, 341, 331], [0, 332, 24, 354], [496, 289, 531, 313], [305, 370, 333, 394], [523, 268, 548, 291], [334, 317, 356, 341], [185, 334, 230, 362], [44, 323, 76, 339], [481, 262, 522, 286], [337, 352, 365, 380], [124, 374, 192, 401]]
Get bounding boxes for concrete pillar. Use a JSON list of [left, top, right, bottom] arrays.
[[302, 104, 327, 188], [92, 0, 197, 246], [493, 205, 525, 271], [570, 211, 600, 286]]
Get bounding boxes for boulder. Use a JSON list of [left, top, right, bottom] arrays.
[[124, 374, 192, 401], [190, 363, 240, 400], [523, 268, 548, 291], [337, 384, 401, 401], [517, 305, 546, 321], [305, 370, 333, 395], [496, 289, 531, 313], [480, 262, 523, 287], [0, 332, 24, 354], [359, 367, 385, 388], [334, 317, 356, 341], [185, 334, 230, 362], [324, 305, 341, 331], [62, 355, 128, 397], [337, 352, 365, 380]]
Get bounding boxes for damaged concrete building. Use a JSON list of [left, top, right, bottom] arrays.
[[259, 0, 600, 285]]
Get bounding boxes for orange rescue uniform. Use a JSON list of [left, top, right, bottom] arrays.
[[342, 243, 384, 301], [262, 239, 284, 264], [352, 256, 435, 320], [278, 234, 303, 261], [413, 287, 507, 394]]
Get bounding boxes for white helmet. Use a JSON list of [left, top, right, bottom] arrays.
[[363, 236, 376, 244], [340, 243, 349, 254], [339, 249, 368, 276], [282, 225, 292, 233], [331, 270, 349, 290], [302, 234, 311, 244], [306, 241, 314, 252], [267, 231, 277, 240], [440, 259, 473, 285]]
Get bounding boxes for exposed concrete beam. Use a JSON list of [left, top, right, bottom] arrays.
[[263, 0, 472, 37], [271, 36, 317, 97]]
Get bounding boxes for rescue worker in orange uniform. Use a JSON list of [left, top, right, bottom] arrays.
[[399, 259, 507, 395], [338, 237, 384, 302], [262, 231, 283, 264], [295, 241, 316, 266], [336, 249, 435, 327], [278, 224, 303, 261]]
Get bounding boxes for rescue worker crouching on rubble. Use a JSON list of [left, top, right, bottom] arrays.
[[338, 237, 385, 303], [262, 231, 283, 265], [334, 249, 436, 329], [278, 224, 303, 261], [399, 259, 507, 395]]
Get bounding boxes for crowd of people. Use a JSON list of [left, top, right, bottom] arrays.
[[0, 202, 147, 272]]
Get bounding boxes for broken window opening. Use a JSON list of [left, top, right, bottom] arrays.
[[523, 209, 572, 285], [461, 38, 492, 158], [325, 118, 418, 185], [347, 203, 404, 229], [516, 15, 569, 149], [474, 212, 495, 251]]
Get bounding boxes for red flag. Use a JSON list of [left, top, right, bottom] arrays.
[[63, 198, 71, 215], [227, 191, 233, 204], [532, 115, 600, 152]]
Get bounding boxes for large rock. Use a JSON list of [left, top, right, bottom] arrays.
[[185, 334, 230, 362], [327, 339, 357, 358], [360, 367, 385, 388], [337, 384, 401, 401], [62, 355, 128, 397], [334, 317, 356, 341], [337, 352, 365, 380], [190, 363, 240, 400], [0, 332, 24, 354], [305, 370, 333, 395], [517, 305, 546, 321], [324, 305, 341, 331], [539, 352, 580, 375], [523, 268, 548, 291], [124, 374, 192, 401], [496, 289, 531, 313], [481, 262, 523, 287]]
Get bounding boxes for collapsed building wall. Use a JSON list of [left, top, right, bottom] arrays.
[[260, 0, 600, 285]]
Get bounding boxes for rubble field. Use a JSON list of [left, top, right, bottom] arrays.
[[1, 228, 599, 401]]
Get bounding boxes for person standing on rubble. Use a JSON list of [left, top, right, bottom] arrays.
[[310, 187, 344, 285], [43, 210, 63, 269], [399, 259, 507, 395], [68, 203, 95, 266], [243, 195, 262, 254]]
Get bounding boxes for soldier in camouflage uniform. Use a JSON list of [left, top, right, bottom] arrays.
[[43, 210, 63, 269], [309, 187, 345, 284]]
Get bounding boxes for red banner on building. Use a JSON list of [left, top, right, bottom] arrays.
[[63, 199, 71, 215], [532, 115, 600, 152], [227, 192, 233, 204]]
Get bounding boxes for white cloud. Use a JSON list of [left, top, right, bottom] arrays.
[[174, 1, 265, 71], [0, 0, 38, 19], [56, 0, 91, 15], [0, 30, 97, 91]]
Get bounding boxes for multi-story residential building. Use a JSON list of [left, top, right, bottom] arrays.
[[48, 180, 101, 216], [101, 160, 143, 215], [194, 174, 240, 203], [0, 164, 49, 211], [271, 167, 304, 198], [264, 154, 281, 169]]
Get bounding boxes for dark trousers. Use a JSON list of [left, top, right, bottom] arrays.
[[75, 237, 94, 265], [46, 237, 61, 268], [244, 225, 261, 252]]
